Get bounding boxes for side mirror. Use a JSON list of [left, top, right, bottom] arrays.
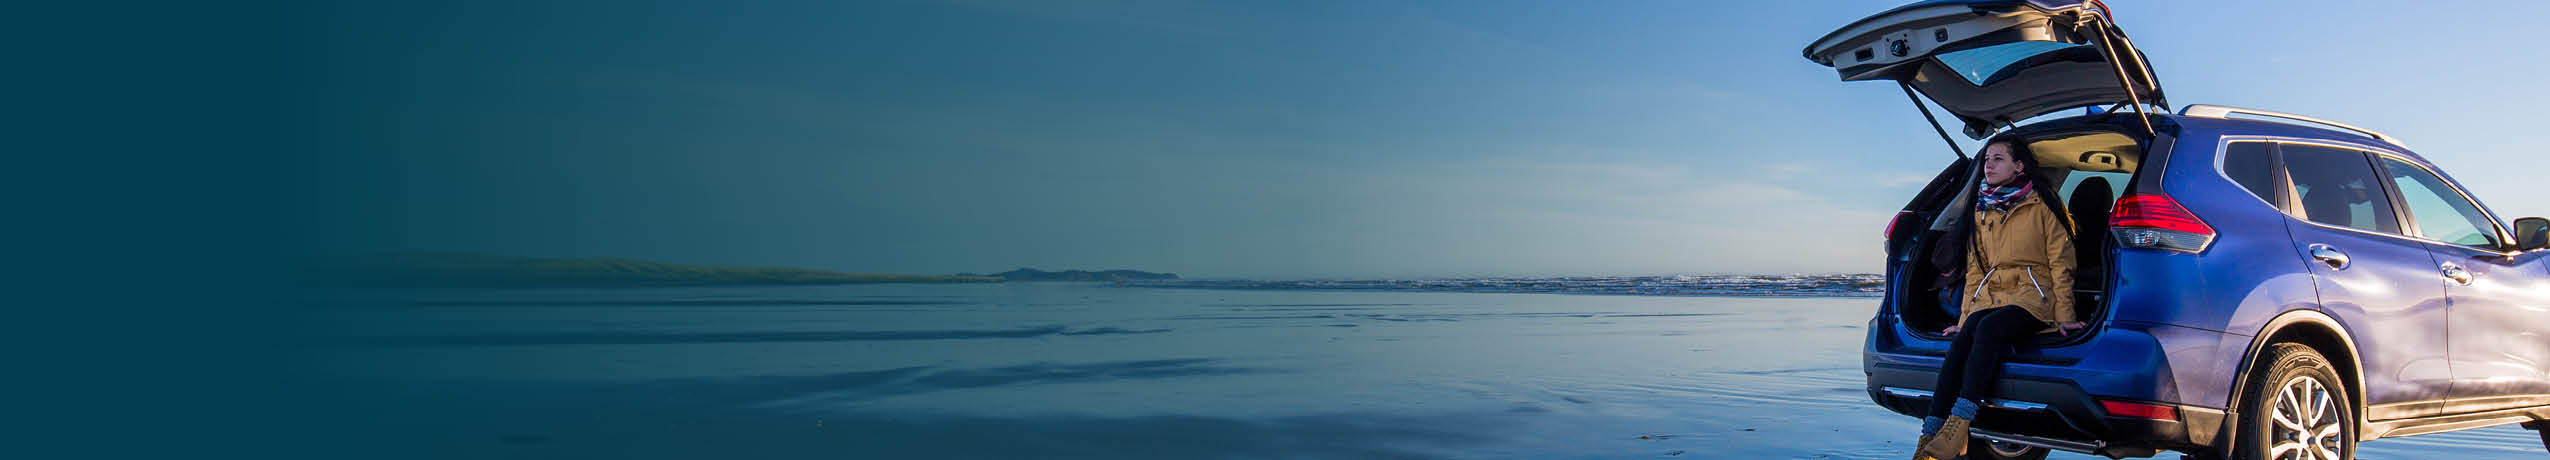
[[2514, 217, 2550, 251]]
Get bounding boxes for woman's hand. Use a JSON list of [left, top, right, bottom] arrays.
[[2055, 322, 2086, 336], [1942, 326, 1961, 336]]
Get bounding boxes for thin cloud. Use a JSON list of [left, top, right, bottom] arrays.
[[1879, 174, 1935, 188]]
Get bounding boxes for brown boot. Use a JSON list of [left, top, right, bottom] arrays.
[[1908, 435, 1934, 460], [1915, 416, 1970, 460]]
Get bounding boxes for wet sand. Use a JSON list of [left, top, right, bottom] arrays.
[[306, 283, 2541, 458]]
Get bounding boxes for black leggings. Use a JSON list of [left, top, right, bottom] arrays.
[[1927, 305, 2041, 418]]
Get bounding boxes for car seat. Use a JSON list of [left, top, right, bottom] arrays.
[[2066, 177, 2113, 309], [2302, 185, 2351, 228]]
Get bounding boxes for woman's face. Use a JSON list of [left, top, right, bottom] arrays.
[[1981, 142, 2023, 186]]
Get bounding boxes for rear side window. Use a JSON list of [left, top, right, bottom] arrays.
[[2381, 157, 2501, 248], [2220, 141, 2278, 208], [2059, 171, 2128, 207], [2280, 144, 2400, 234]]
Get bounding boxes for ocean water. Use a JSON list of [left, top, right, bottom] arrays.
[[1132, 274, 1885, 298], [307, 282, 2540, 459]]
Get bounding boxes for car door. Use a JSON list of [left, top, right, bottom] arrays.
[[1802, 0, 2165, 139], [2375, 155, 2550, 410], [2275, 143, 2453, 420]]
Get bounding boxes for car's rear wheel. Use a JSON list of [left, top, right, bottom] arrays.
[[1966, 438, 2048, 460], [2234, 343, 2353, 460]]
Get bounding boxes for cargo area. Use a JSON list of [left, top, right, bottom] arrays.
[[1885, 121, 2152, 346]]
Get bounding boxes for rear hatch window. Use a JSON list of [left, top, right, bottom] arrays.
[[1803, 0, 2166, 139]]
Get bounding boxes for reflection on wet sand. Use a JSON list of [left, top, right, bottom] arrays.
[[314, 283, 2540, 459]]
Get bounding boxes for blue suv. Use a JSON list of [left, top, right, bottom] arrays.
[[1806, 2, 2550, 459]]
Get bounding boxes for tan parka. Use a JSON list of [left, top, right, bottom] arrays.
[[1961, 191, 2077, 332]]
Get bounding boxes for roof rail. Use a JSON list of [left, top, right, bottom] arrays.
[[2179, 104, 2405, 146]]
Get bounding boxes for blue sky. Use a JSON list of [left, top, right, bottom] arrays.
[[324, 1, 2550, 279]]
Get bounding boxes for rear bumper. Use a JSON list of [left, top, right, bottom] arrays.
[[1863, 320, 2235, 457], [1867, 370, 2222, 458]]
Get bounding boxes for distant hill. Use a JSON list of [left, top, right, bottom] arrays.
[[962, 268, 1179, 282], [323, 253, 1001, 288]]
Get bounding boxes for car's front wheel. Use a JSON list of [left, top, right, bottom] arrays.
[[2234, 343, 2353, 460]]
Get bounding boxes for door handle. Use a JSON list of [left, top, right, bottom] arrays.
[[2441, 262, 2473, 286], [2308, 244, 2350, 270]]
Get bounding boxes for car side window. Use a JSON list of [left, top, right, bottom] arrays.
[[2380, 157, 2501, 248], [2279, 144, 2400, 234], [2220, 141, 2278, 209]]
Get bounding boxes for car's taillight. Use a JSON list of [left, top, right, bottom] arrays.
[[2110, 193, 2214, 253], [1885, 211, 1911, 240], [2100, 399, 2179, 421]]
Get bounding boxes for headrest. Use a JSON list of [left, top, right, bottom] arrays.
[[2069, 177, 2114, 218], [2302, 187, 2351, 225]]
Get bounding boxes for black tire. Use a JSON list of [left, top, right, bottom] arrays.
[[1965, 438, 2050, 460], [2233, 343, 2354, 460]]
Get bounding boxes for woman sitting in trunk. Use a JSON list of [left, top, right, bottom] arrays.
[[1915, 138, 2088, 460]]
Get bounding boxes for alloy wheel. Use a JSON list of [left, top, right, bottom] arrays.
[[2268, 375, 2345, 460]]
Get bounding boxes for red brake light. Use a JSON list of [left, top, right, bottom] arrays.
[[2100, 399, 2179, 421], [2110, 194, 2214, 236], [2109, 193, 2215, 253]]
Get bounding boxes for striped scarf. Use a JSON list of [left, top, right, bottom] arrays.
[[1976, 180, 2033, 212]]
